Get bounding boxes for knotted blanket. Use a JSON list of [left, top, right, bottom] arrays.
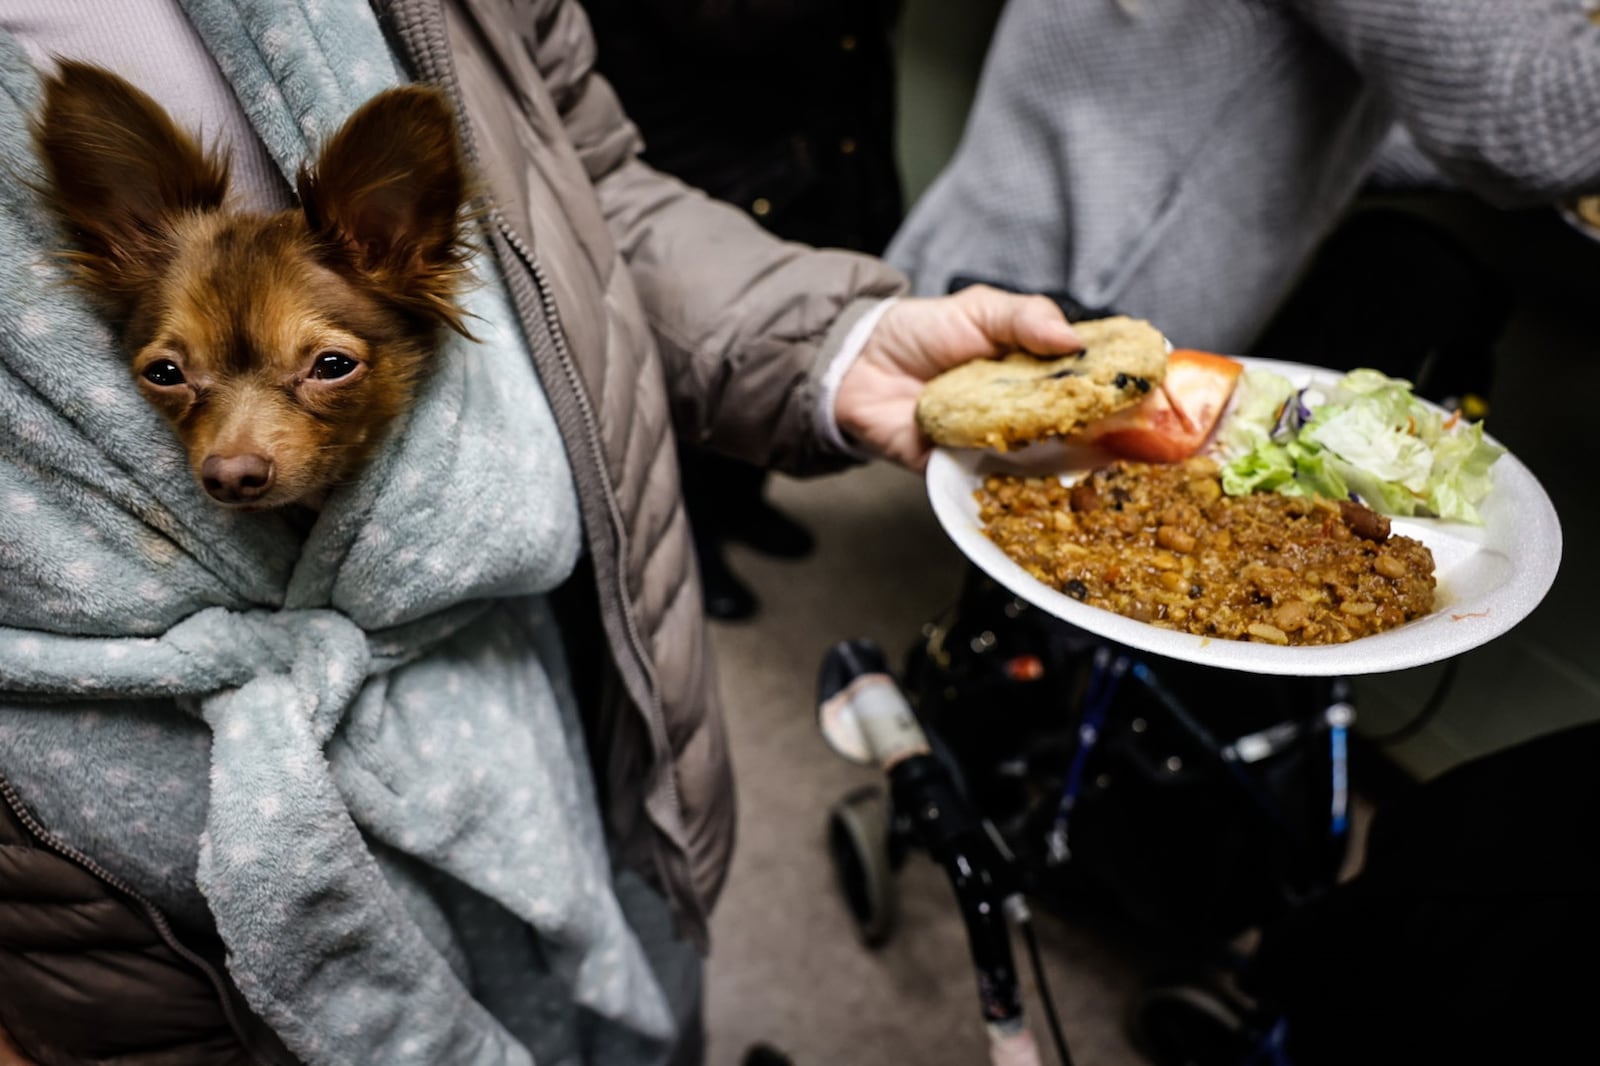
[[0, 1, 672, 1061]]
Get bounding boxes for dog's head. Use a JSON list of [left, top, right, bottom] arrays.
[[32, 62, 472, 509]]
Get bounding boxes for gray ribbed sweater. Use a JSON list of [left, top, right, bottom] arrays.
[[889, 0, 1600, 352]]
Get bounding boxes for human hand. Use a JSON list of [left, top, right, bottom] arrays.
[[834, 285, 1083, 470]]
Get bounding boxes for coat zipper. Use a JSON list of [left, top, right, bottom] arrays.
[[382, 0, 695, 913], [488, 216, 685, 814], [0, 774, 260, 1060]]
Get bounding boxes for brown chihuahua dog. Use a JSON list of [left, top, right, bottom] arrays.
[[32, 62, 473, 509]]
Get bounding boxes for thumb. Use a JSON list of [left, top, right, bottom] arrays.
[[961, 286, 1084, 357]]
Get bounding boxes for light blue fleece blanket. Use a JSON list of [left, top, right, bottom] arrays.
[[0, 1, 672, 1062]]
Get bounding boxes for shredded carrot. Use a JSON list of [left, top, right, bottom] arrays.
[[1444, 410, 1461, 430]]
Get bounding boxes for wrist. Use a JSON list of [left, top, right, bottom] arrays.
[[817, 297, 897, 460]]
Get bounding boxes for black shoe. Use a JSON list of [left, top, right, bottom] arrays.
[[696, 537, 758, 621], [723, 499, 815, 559], [742, 1045, 794, 1066]]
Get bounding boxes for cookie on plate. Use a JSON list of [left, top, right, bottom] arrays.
[[915, 315, 1170, 451]]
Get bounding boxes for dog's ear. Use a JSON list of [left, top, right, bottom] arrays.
[[32, 60, 229, 311], [297, 86, 471, 336]]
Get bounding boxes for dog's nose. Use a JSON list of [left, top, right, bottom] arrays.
[[201, 454, 275, 504]]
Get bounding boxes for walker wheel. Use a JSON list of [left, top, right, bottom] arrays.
[[827, 785, 897, 947]]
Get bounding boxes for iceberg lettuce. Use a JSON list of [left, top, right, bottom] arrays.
[[1217, 368, 1504, 524], [1217, 369, 1295, 456]]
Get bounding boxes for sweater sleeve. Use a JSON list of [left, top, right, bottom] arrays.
[[1285, 0, 1600, 203]]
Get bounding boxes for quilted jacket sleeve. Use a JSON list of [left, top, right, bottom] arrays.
[[512, 0, 908, 472], [1285, 0, 1600, 204]]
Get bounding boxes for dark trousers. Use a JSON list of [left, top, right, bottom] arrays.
[[1247, 723, 1600, 1065]]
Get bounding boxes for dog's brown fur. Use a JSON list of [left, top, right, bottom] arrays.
[[31, 61, 472, 509]]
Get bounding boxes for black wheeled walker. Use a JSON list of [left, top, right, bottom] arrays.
[[817, 566, 1357, 1066]]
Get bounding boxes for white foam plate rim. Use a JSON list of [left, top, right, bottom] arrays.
[[925, 356, 1563, 675]]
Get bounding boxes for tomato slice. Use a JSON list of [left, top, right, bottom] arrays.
[[1080, 349, 1244, 462]]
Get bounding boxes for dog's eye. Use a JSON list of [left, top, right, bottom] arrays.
[[142, 360, 185, 387], [310, 352, 360, 380]]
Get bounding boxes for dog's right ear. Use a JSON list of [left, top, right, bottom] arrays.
[[31, 60, 229, 312], [296, 86, 472, 337]]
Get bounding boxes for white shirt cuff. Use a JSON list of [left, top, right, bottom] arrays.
[[815, 297, 898, 462]]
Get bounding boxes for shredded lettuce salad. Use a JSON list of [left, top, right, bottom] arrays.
[[1217, 368, 1504, 524]]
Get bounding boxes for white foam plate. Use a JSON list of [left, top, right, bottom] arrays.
[[925, 357, 1563, 675]]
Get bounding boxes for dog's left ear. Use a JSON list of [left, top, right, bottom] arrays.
[[298, 86, 471, 335]]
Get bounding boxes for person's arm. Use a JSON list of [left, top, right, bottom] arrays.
[[509, 0, 906, 474], [1286, 0, 1600, 203]]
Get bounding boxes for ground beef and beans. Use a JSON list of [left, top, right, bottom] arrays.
[[976, 458, 1436, 645]]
